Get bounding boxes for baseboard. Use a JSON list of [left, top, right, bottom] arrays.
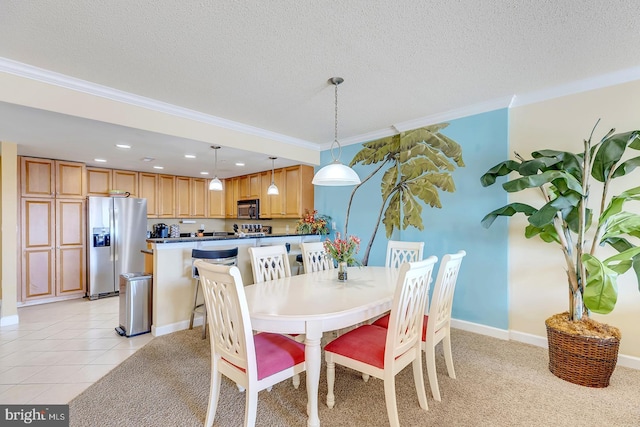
[[0, 314, 19, 326], [152, 317, 203, 337], [450, 318, 510, 340]]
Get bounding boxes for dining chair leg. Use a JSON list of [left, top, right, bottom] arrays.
[[326, 359, 336, 409], [443, 333, 457, 379], [189, 281, 199, 330], [412, 358, 428, 410], [244, 388, 259, 427], [201, 308, 207, 340], [292, 374, 300, 389], [362, 373, 370, 382], [205, 366, 222, 427], [383, 377, 400, 427], [425, 345, 441, 401]]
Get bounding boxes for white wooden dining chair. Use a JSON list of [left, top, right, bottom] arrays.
[[300, 241, 334, 273], [373, 250, 466, 401], [248, 244, 301, 387], [386, 240, 425, 268], [248, 245, 292, 284], [195, 261, 306, 427], [324, 257, 438, 427]]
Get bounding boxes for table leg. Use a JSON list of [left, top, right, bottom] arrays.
[[305, 325, 322, 427]]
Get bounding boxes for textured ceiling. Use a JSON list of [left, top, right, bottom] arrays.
[[1, 0, 639, 177]]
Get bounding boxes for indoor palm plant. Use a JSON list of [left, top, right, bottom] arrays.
[[480, 123, 640, 387]]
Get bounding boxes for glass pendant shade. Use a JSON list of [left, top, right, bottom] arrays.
[[209, 177, 223, 191], [267, 156, 279, 195], [312, 77, 361, 186], [209, 145, 223, 191], [312, 160, 361, 186]]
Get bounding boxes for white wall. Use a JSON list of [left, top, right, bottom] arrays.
[[510, 79, 640, 357]]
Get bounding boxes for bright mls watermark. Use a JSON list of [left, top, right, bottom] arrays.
[[1, 405, 68, 426]]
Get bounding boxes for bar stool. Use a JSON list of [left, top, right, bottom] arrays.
[[190, 247, 239, 339]]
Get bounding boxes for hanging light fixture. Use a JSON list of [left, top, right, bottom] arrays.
[[312, 77, 361, 186], [267, 157, 279, 195], [208, 146, 223, 191]]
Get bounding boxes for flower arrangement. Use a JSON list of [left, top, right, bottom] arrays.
[[323, 232, 361, 266], [296, 209, 331, 235]]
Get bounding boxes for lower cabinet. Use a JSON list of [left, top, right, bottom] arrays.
[[21, 198, 86, 302]]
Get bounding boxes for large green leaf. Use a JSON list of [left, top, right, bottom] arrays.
[[480, 160, 521, 187], [518, 156, 562, 176], [525, 223, 560, 244], [420, 173, 456, 193], [406, 178, 442, 208], [382, 192, 401, 238], [401, 189, 425, 231], [502, 170, 583, 194], [599, 186, 640, 223], [405, 144, 456, 172], [380, 165, 398, 200], [531, 150, 584, 176], [528, 192, 581, 228], [601, 212, 640, 242], [611, 156, 640, 178], [583, 254, 618, 314], [400, 155, 443, 181], [481, 203, 537, 228], [592, 130, 640, 182], [351, 134, 400, 166]]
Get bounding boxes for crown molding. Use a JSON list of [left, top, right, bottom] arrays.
[[0, 57, 319, 150], [511, 65, 640, 108]]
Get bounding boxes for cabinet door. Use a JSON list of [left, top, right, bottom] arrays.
[[175, 177, 191, 217], [21, 198, 55, 300], [56, 161, 86, 198], [191, 178, 207, 218], [207, 180, 225, 218], [284, 165, 314, 217], [86, 167, 112, 196], [259, 171, 271, 219], [56, 199, 86, 295], [225, 178, 239, 218], [139, 173, 158, 217], [112, 170, 138, 196], [249, 173, 261, 198], [20, 157, 55, 197], [158, 175, 176, 217], [268, 169, 285, 217]]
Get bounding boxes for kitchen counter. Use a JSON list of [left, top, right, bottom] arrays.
[[147, 232, 315, 244]]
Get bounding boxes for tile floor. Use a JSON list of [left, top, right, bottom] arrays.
[[0, 297, 153, 404]]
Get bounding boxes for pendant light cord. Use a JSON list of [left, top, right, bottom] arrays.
[[330, 77, 343, 162]]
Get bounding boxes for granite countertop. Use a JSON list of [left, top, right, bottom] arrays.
[[147, 233, 315, 244]]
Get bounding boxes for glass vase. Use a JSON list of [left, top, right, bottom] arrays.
[[337, 262, 348, 281]]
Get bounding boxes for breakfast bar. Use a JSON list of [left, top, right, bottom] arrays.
[[146, 233, 321, 336]]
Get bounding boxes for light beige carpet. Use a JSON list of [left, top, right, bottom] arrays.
[[69, 328, 640, 426]]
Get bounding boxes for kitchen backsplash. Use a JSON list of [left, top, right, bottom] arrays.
[[146, 218, 300, 235]]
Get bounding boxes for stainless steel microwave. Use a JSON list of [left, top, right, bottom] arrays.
[[237, 199, 260, 219]]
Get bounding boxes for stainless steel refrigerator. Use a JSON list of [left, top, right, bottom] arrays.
[[87, 196, 148, 300]]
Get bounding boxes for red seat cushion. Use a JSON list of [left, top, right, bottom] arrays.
[[254, 333, 305, 380], [372, 314, 429, 341], [324, 325, 388, 369]]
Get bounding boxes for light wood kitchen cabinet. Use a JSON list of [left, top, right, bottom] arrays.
[[284, 165, 314, 217], [86, 167, 112, 195], [175, 176, 207, 218], [20, 157, 85, 198], [237, 173, 260, 200], [139, 172, 158, 217], [112, 169, 138, 196], [225, 177, 239, 218], [261, 168, 285, 218], [158, 174, 176, 217], [207, 179, 225, 218], [20, 198, 85, 302], [55, 199, 86, 295]]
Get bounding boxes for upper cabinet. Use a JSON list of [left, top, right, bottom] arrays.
[[207, 179, 225, 218], [139, 173, 158, 217], [237, 173, 260, 200], [112, 170, 138, 196], [158, 174, 176, 218], [87, 168, 138, 197], [175, 177, 207, 218], [261, 168, 285, 218], [283, 165, 314, 217], [225, 177, 239, 218], [21, 157, 85, 198]]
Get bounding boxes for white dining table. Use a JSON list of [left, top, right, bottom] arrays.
[[244, 266, 399, 427]]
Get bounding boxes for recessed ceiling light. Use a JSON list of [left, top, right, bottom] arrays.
[[184, 154, 196, 159], [153, 166, 164, 169], [200, 171, 209, 175], [142, 157, 155, 162], [94, 158, 107, 162], [235, 162, 245, 167], [115, 144, 131, 149]]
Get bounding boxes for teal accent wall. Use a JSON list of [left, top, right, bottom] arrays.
[[315, 108, 510, 329]]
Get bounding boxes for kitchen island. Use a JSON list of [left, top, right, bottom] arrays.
[[146, 233, 322, 336]]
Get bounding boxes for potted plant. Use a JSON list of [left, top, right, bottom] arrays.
[[480, 122, 640, 387]]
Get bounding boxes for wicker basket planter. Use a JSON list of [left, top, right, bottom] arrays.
[[545, 315, 620, 388]]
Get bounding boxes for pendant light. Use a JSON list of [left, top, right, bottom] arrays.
[[312, 77, 361, 186], [208, 146, 223, 191], [267, 156, 279, 195]]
